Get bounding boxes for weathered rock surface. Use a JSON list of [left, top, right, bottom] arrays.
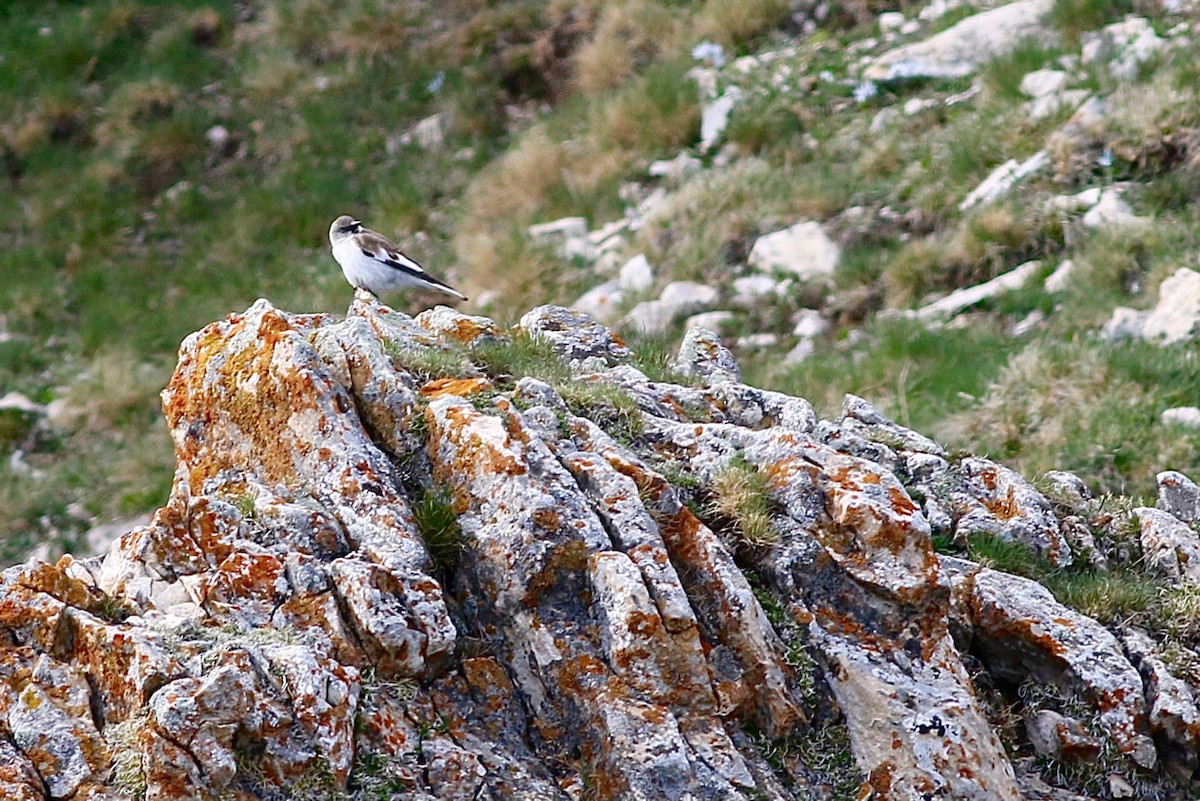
[[864, 0, 1055, 82], [1, 299, 1197, 800], [1103, 267, 1200, 344]]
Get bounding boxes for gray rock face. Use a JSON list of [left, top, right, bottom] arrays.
[[1135, 507, 1200, 583], [945, 560, 1157, 769], [1157, 470, 1200, 523]]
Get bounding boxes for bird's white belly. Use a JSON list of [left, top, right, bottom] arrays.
[[332, 239, 415, 293]]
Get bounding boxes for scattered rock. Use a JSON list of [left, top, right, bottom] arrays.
[[1027, 88, 1091, 121], [685, 310, 735, 333], [1082, 190, 1145, 229], [623, 281, 720, 335], [532, 215, 592, 260], [959, 151, 1049, 211], [700, 87, 741, 152], [1156, 470, 1200, 523], [1103, 267, 1200, 344], [1082, 16, 1165, 80], [1162, 407, 1200, 428], [1019, 69, 1069, 98], [1025, 710, 1103, 761], [1134, 506, 1200, 584], [648, 152, 702, 182], [911, 260, 1042, 322], [878, 12, 907, 33], [792, 309, 829, 339], [732, 274, 782, 304], [617, 253, 654, 293], [747, 221, 840, 282], [864, 0, 1055, 81], [571, 280, 624, 324], [1044, 259, 1074, 293]]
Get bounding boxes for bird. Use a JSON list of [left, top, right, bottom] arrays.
[[328, 215, 467, 302]]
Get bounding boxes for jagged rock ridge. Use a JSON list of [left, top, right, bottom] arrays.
[[1, 297, 1198, 800]]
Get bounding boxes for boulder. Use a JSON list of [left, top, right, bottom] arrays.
[[1103, 267, 1200, 344], [864, 0, 1055, 81], [748, 221, 840, 281]]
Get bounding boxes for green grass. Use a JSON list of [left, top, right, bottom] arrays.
[[409, 486, 465, 582], [752, 316, 1019, 433]]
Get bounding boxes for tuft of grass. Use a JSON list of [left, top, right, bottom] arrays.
[[695, 0, 792, 50], [966, 534, 1053, 580], [1045, 570, 1165, 625], [941, 340, 1200, 499], [709, 457, 777, 545], [105, 710, 151, 798], [410, 485, 465, 582], [1046, 0, 1134, 46], [573, 1, 681, 97]]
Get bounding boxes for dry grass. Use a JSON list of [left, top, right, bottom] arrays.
[[573, 1, 682, 96], [60, 349, 172, 434], [710, 459, 777, 545], [695, 0, 792, 47], [883, 205, 1053, 305]]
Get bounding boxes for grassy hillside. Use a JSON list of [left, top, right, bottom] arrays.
[[2, 0, 1199, 564]]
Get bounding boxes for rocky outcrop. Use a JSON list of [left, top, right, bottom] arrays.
[[1, 298, 1197, 800]]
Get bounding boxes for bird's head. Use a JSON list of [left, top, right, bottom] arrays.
[[329, 215, 363, 243]]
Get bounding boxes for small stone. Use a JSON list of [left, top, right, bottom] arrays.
[[617, 254, 654, 293], [1027, 88, 1091, 121], [648, 153, 702, 182], [528, 216, 589, 244], [1163, 407, 1200, 428], [1082, 191, 1144, 229], [1108, 774, 1136, 798], [878, 12, 907, 32], [1113, 268, 1200, 344], [731, 275, 780, 303], [684, 310, 734, 333], [700, 88, 741, 152], [1043, 259, 1074, 293], [959, 151, 1049, 211], [792, 309, 829, 339], [1156, 470, 1200, 523], [1026, 710, 1102, 761], [747, 221, 840, 281], [572, 281, 624, 324], [1019, 68, 1069, 98]]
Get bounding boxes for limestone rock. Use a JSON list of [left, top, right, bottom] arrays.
[[947, 457, 1072, 566], [1103, 267, 1200, 344], [1163, 407, 1200, 428], [1156, 470, 1200, 524], [747, 221, 840, 281], [864, 0, 1055, 81], [623, 281, 720, 335], [1134, 507, 1200, 584], [1019, 68, 1069, 98], [911, 260, 1043, 323], [2, 296, 1194, 799], [945, 560, 1156, 768], [674, 327, 741, 385], [1025, 710, 1102, 761]]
